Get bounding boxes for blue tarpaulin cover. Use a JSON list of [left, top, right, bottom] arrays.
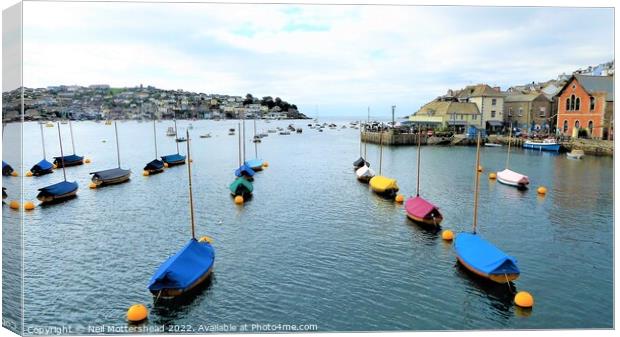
[[144, 159, 164, 171], [235, 164, 255, 177], [244, 159, 263, 169], [454, 233, 519, 275], [161, 153, 186, 164], [38, 181, 78, 196], [148, 239, 215, 292], [54, 154, 83, 166], [31, 159, 54, 174], [2, 160, 14, 175]]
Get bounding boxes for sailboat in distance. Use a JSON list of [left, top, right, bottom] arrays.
[[161, 114, 186, 167], [496, 123, 529, 189], [144, 115, 165, 175], [89, 121, 131, 187]]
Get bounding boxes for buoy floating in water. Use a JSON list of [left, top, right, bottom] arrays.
[[263, 161, 269, 168], [85, 158, 91, 163], [477, 165, 483, 173], [163, 163, 169, 168], [488, 172, 497, 180], [514, 291, 534, 308], [127, 304, 148, 322], [537, 186, 547, 195], [24, 201, 35, 211], [234, 195, 244, 205], [142, 171, 149, 176], [26, 171, 33, 177], [53, 164, 58, 169], [395, 194, 404, 203], [10, 171, 18, 177], [9, 200, 19, 210], [89, 182, 98, 189], [199, 236, 213, 243], [441, 230, 454, 241]]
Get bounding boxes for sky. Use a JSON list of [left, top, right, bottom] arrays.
[[20, 1, 614, 118]]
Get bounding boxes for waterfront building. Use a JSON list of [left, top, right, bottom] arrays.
[[503, 92, 552, 132], [409, 98, 481, 133], [556, 75, 614, 139], [456, 84, 505, 133]]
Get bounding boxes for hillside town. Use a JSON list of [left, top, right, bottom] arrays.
[[409, 60, 614, 140], [1, 85, 308, 122]]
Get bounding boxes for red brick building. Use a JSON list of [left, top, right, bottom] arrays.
[[556, 75, 613, 139]]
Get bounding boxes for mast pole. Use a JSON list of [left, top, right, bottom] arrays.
[[56, 122, 67, 181], [40, 123, 46, 159], [238, 122, 242, 166], [359, 120, 362, 157], [254, 117, 258, 158], [114, 121, 121, 168], [153, 115, 158, 158], [69, 119, 77, 155], [186, 130, 196, 240], [379, 130, 383, 175], [472, 131, 482, 234], [174, 113, 180, 154], [242, 112, 246, 162], [364, 107, 369, 159], [505, 122, 513, 169], [416, 125, 421, 196]]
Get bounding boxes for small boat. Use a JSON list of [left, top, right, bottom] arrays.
[[148, 130, 215, 298], [2, 187, 7, 199], [353, 157, 369, 170], [355, 164, 375, 183], [454, 132, 520, 284], [523, 138, 560, 152], [252, 135, 261, 143], [567, 149, 585, 160], [279, 131, 291, 135], [176, 137, 187, 142], [89, 121, 131, 187], [484, 143, 502, 147], [105, 120, 112, 125], [200, 133, 211, 138], [244, 159, 264, 172], [405, 129, 443, 227], [229, 176, 253, 197], [54, 120, 84, 167], [496, 169, 529, 189], [268, 129, 277, 133], [144, 118, 164, 175], [37, 122, 79, 204], [369, 176, 399, 198], [166, 126, 176, 137], [161, 153, 186, 167], [235, 164, 255, 179], [29, 123, 54, 176], [2, 160, 14, 176]]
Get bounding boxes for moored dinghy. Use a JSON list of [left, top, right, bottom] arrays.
[[405, 127, 443, 227], [37, 122, 78, 203], [496, 124, 529, 190], [148, 130, 215, 298], [454, 132, 520, 284], [161, 116, 186, 167], [355, 164, 375, 183], [244, 118, 264, 171], [368, 129, 399, 198], [53, 120, 84, 168], [229, 176, 253, 198], [29, 123, 54, 176], [144, 116, 164, 175], [90, 121, 131, 187], [2, 160, 14, 176]]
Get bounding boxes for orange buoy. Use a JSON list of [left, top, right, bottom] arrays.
[[142, 171, 150, 176], [199, 236, 213, 243], [53, 164, 58, 169], [263, 161, 269, 168], [9, 200, 20, 210], [234, 195, 244, 204], [85, 158, 91, 163], [89, 182, 98, 189], [537, 186, 547, 195], [477, 165, 483, 173], [488, 172, 497, 179], [514, 291, 534, 308], [127, 304, 148, 322], [24, 201, 35, 211], [441, 230, 454, 241], [26, 171, 33, 177], [395, 194, 404, 203], [163, 163, 169, 168], [10, 171, 18, 177]]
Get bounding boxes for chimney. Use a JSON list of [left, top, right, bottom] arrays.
[[492, 86, 501, 92]]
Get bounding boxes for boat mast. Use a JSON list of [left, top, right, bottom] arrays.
[[174, 111, 180, 154], [379, 130, 383, 175], [68, 119, 77, 155], [238, 122, 242, 166], [359, 120, 362, 158], [364, 107, 369, 159], [505, 122, 513, 169], [185, 130, 196, 240], [114, 121, 121, 168], [472, 131, 482, 234], [56, 122, 67, 181], [242, 112, 246, 162], [416, 125, 421, 197], [254, 117, 258, 158], [40, 123, 47, 159], [153, 115, 158, 159]]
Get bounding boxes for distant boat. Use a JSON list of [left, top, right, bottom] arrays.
[[405, 128, 443, 227], [296, 128, 302, 133], [89, 121, 131, 187], [144, 117, 164, 175], [484, 143, 502, 147], [162, 117, 186, 167], [279, 131, 291, 135], [244, 118, 264, 171], [166, 126, 176, 137], [497, 124, 529, 190], [29, 123, 54, 176], [148, 130, 215, 298], [368, 130, 399, 198], [37, 122, 78, 203], [455, 132, 520, 284], [105, 120, 112, 125], [200, 133, 211, 138], [567, 149, 585, 160], [355, 164, 375, 183], [267, 129, 277, 133], [523, 138, 560, 152], [176, 137, 187, 142], [53, 120, 84, 168]]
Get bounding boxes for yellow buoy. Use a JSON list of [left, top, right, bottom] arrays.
[[11, 171, 18, 177], [395, 194, 404, 203], [477, 165, 483, 173], [488, 172, 497, 180], [199, 236, 213, 243], [26, 171, 33, 177], [142, 171, 150, 176], [127, 304, 148, 322], [9, 200, 20, 210], [441, 230, 454, 241], [24, 201, 35, 211], [89, 182, 98, 189], [163, 163, 169, 168], [263, 161, 269, 168], [53, 164, 58, 169], [537, 186, 547, 195], [234, 195, 244, 204], [85, 158, 91, 163], [514, 291, 534, 308]]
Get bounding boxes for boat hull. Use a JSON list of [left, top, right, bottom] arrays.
[[37, 189, 78, 203], [406, 213, 443, 227], [456, 256, 519, 284], [150, 267, 213, 299], [523, 142, 560, 152], [496, 169, 529, 189]]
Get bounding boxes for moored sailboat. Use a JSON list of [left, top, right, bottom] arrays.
[[244, 118, 264, 171], [144, 116, 164, 175], [161, 116, 186, 167], [29, 123, 54, 176], [53, 120, 84, 167], [369, 130, 399, 198], [37, 122, 78, 203], [497, 124, 529, 189], [89, 121, 131, 187]]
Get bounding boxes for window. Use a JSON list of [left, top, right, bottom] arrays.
[[491, 110, 496, 118], [590, 97, 595, 110], [570, 94, 576, 110], [588, 120, 593, 133], [473, 114, 478, 120], [575, 120, 580, 129], [539, 107, 546, 117], [508, 107, 513, 116], [563, 120, 568, 133], [575, 97, 580, 110], [566, 98, 570, 110], [518, 108, 523, 117], [491, 98, 497, 106]]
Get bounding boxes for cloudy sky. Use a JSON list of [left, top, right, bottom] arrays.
[[22, 1, 614, 117]]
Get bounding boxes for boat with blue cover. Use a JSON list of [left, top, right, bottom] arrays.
[[30, 123, 54, 176], [454, 132, 520, 284], [235, 164, 255, 179], [90, 121, 131, 187], [161, 117, 186, 167], [523, 138, 560, 152], [229, 176, 253, 197], [2, 160, 14, 176], [148, 130, 215, 299], [54, 120, 84, 167], [144, 117, 164, 175], [244, 159, 264, 172], [37, 122, 78, 203]]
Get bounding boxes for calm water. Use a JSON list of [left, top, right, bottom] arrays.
[[2, 120, 614, 333]]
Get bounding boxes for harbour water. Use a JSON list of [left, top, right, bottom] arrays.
[[2, 120, 613, 332]]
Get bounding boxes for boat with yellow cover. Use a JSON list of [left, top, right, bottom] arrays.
[[369, 175, 399, 198]]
